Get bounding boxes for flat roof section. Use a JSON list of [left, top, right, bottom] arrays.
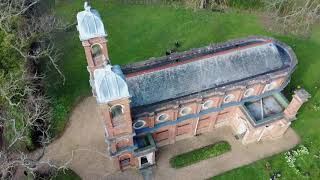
[[243, 93, 289, 126]]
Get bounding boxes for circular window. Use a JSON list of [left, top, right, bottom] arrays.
[[264, 82, 276, 92], [202, 100, 213, 110], [244, 88, 254, 97], [224, 94, 235, 103], [157, 114, 168, 122], [133, 120, 146, 129], [180, 107, 192, 116]]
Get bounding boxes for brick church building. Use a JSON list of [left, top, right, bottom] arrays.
[[76, 3, 310, 171]]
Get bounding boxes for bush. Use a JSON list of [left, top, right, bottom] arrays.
[[170, 141, 231, 168]]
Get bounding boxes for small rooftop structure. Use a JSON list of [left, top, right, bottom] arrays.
[[244, 93, 289, 126], [76, 2, 107, 41], [93, 65, 130, 103]]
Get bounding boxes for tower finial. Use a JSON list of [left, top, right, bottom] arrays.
[[84, 2, 91, 11]]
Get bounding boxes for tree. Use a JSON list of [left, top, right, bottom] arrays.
[[0, 0, 67, 83], [0, 0, 69, 178], [264, 0, 320, 36]]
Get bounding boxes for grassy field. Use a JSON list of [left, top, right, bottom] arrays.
[[50, 0, 320, 179], [170, 141, 231, 168]]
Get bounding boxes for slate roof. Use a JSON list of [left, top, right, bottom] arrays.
[[122, 37, 297, 108]]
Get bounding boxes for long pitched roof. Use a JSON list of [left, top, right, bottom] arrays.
[[121, 37, 297, 108]]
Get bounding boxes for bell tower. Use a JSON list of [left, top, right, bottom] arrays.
[[77, 2, 110, 75], [77, 2, 136, 170]]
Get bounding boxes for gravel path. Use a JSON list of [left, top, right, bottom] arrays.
[[42, 97, 300, 180], [42, 97, 119, 180]]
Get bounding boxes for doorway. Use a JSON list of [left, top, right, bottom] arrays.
[[139, 152, 154, 168]]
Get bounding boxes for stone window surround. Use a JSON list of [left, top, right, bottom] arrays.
[[133, 120, 146, 129], [244, 88, 255, 98], [110, 104, 125, 117], [263, 82, 277, 93], [202, 100, 214, 110], [179, 106, 193, 116], [91, 43, 103, 57], [224, 94, 235, 103], [156, 113, 169, 122]]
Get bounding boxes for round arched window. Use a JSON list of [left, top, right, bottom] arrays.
[[133, 120, 146, 129], [202, 100, 213, 110], [110, 105, 124, 119], [92, 44, 102, 58], [91, 44, 104, 66], [224, 94, 235, 103], [157, 114, 168, 122], [180, 107, 192, 116], [244, 88, 254, 97]]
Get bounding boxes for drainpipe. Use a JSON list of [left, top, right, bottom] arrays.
[[193, 117, 200, 136], [260, 98, 264, 120], [257, 126, 267, 142]]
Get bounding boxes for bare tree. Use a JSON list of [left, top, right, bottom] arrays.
[[264, 0, 320, 36], [0, 71, 51, 179], [0, 1, 71, 179], [0, 0, 67, 84]]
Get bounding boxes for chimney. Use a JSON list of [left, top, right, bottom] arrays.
[[284, 88, 310, 120]]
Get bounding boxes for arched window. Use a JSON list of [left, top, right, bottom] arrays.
[[180, 107, 192, 116], [91, 44, 103, 65], [110, 105, 124, 126]]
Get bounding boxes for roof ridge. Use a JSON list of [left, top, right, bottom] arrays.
[[125, 40, 273, 78]]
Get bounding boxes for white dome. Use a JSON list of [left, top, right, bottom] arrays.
[[94, 65, 130, 103], [76, 2, 107, 41]]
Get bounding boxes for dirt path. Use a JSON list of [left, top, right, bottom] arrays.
[[42, 97, 300, 180], [42, 97, 118, 179], [108, 126, 300, 180]]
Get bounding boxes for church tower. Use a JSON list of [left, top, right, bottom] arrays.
[[77, 2, 136, 170]]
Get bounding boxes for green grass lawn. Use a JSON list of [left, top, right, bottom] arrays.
[[170, 141, 231, 168], [50, 1, 320, 179]]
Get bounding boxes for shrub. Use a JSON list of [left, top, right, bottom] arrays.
[[170, 141, 231, 168]]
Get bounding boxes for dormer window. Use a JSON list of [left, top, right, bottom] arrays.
[[91, 44, 104, 65]]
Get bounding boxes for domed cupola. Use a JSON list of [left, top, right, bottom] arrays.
[[93, 65, 130, 104], [76, 2, 107, 41]]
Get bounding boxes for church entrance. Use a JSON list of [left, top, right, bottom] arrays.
[[139, 152, 154, 169]]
